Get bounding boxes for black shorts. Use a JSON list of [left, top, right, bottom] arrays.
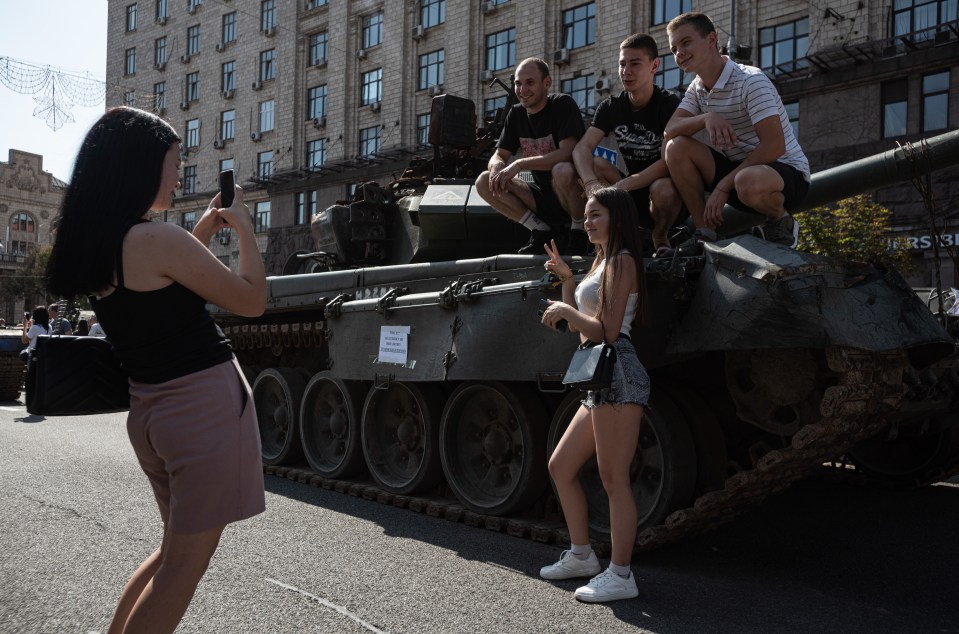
[[527, 180, 563, 223], [708, 149, 810, 214]]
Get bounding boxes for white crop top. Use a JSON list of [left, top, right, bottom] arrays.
[[573, 254, 638, 336]]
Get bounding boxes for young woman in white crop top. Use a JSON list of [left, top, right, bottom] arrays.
[[538, 187, 651, 603]]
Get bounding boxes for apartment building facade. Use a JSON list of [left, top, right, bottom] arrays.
[[105, 0, 958, 283]]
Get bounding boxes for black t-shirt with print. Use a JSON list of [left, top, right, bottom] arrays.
[[591, 87, 679, 175], [497, 93, 585, 192]]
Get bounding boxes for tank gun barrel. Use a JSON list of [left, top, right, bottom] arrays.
[[719, 129, 959, 236]]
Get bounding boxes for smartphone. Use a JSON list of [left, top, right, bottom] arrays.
[[537, 299, 567, 332], [219, 169, 235, 208]]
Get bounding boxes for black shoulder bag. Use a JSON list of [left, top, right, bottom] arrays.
[[26, 334, 130, 416], [561, 320, 617, 390]]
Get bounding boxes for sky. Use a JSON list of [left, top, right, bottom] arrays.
[[0, 1, 109, 182]]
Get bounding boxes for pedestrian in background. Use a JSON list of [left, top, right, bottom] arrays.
[[45, 107, 267, 634]]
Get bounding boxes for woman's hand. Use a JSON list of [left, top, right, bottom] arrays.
[[193, 194, 229, 245], [216, 185, 253, 231], [540, 299, 572, 332], [544, 239, 573, 282]]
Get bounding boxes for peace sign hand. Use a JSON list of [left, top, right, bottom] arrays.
[[543, 239, 573, 281]]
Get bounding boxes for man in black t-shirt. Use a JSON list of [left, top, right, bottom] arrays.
[[556, 33, 684, 256], [475, 57, 586, 254]]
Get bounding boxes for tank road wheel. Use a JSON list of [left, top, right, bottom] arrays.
[[300, 373, 367, 478], [439, 382, 547, 516], [547, 390, 697, 538], [361, 382, 443, 494], [849, 414, 959, 487], [253, 368, 306, 466]]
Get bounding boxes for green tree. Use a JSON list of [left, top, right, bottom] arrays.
[[794, 195, 912, 269], [0, 246, 52, 309]]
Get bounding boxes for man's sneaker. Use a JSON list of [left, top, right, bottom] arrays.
[[661, 227, 716, 258], [567, 230, 591, 257], [574, 569, 639, 603], [764, 213, 799, 248], [518, 229, 554, 255], [539, 550, 601, 580]]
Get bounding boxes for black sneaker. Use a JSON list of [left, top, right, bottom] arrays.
[[567, 230, 591, 256], [661, 228, 716, 257], [518, 229, 554, 255], [764, 214, 799, 247]]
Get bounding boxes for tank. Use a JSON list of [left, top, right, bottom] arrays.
[[0, 329, 24, 401], [213, 96, 959, 552]]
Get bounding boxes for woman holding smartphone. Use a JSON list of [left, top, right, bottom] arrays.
[[538, 186, 650, 603], [46, 107, 267, 633]]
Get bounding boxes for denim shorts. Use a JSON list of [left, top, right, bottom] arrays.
[[582, 336, 650, 410]]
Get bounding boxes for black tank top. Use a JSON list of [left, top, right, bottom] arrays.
[[90, 222, 233, 384]]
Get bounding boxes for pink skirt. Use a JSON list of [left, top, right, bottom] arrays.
[[126, 358, 265, 533]]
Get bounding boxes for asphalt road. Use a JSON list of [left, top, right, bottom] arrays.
[[1, 404, 957, 634]]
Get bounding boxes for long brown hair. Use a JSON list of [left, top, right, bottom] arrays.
[[586, 187, 648, 327]]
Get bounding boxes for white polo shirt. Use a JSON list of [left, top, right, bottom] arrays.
[[678, 57, 810, 181]]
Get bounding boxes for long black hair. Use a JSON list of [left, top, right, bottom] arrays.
[[31, 306, 50, 331], [586, 187, 648, 327], [46, 107, 181, 298]]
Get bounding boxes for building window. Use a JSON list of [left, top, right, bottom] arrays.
[[653, 0, 692, 26], [655, 54, 692, 92], [785, 101, 799, 139], [261, 0, 276, 31], [156, 0, 168, 21], [561, 74, 595, 115], [882, 78, 908, 138], [418, 49, 445, 90], [417, 113, 431, 146], [306, 0, 328, 8], [220, 157, 234, 173], [127, 4, 138, 31], [186, 71, 199, 101], [125, 48, 136, 75], [185, 119, 200, 148], [154, 37, 167, 66], [562, 3, 595, 50], [222, 12, 237, 43], [420, 0, 445, 28], [183, 166, 197, 194], [255, 200, 271, 231], [259, 100, 275, 133], [484, 95, 507, 119], [259, 49, 276, 81], [894, 0, 958, 38], [308, 84, 327, 119], [11, 212, 35, 233], [361, 68, 383, 105], [295, 192, 306, 226], [181, 210, 197, 231], [188, 0, 202, 11], [485, 28, 515, 71], [153, 82, 166, 111], [295, 191, 318, 225], [257, 151, 273, 179], [221, 109, 235, 140], [759, 18, 809, 74], [922, 71, 950, 132], [359, 126, 380, 157], [309, 31, 328, 65], [124, 90, 137, 107], [187, 24, 201, 55], [221, 61, 235, 91], [307, 138, 326, 171], [363, 11, 384, 49]]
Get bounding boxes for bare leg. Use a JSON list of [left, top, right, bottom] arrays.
[[474, 171, 537, 222], [106, 546, 163, 634], [548, 405, 598, 546], [734, 165, 787, 220], [120, 524, 226, 634], [592, 156, 622, 187], [664, 136, 717, 229], [592, 403, 643, 567], [551, 162, 585, 221], [649, 177, 682, 248]]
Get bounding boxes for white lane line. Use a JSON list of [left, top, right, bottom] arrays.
[[0, 406, 23, 411], [266, 578, 390, 634]]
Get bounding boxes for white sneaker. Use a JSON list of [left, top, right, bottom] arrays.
[[539, 550, 601, 580], [574, 569, 639, 603]]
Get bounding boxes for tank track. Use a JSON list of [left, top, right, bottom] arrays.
[[262, 347, 927, 553]]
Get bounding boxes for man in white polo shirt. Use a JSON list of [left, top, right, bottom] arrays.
[[662, 11, 810, 254]]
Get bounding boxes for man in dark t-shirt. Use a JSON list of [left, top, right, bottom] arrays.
[[475, 57, 586, 254], [556, 33, 684, 256]]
